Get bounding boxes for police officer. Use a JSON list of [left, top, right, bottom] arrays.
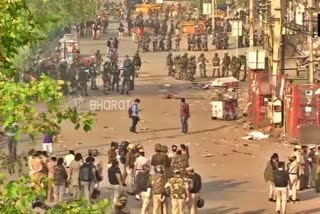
[[121, 55, 133, 94], [238, 54, 247, 81], [180, 53, 188, 80], [165, 169, 189, 214], [166, 34, 172, 51], [175, 34, 181, 51], [212, 53, 221, 78], [198, 53, 208, 77], [89, 58, 98, 90], [187, 34, 191, 51], [111, 62, 120, 92], [78, 62, 89, 96], [173, 55, 180, 78], [58, 60, 69, 94], [201, 34, 208, 51], [196, 35, 201, 51], [230, 56, 241, 79], [159, 36, 165, 52], [152, 33, 158, 52], [167, 53, 174, 76], [187, 56, 197, 81], [150, 165, 168, 214], [95, 50, 102, 71], [102, 61, 112, 93], [133, 51, 142, 78], [222, 53, 231, 77]]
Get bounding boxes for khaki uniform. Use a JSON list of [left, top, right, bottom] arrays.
[[150, 173, 168, 214], [315, 153, 320, 192], [294, 151, 304, 190], [212, 56, 220, 78], [166, 176, 189, 214], [287, 160, 299, 201]]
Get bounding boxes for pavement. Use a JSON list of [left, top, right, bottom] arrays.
[[6, 22, 320, 213]]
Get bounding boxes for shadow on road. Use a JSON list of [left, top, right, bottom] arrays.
[[295, 208, 320, 214], [200, 206, 265, 214], [202, 179, 248, 193], [141, 127, 181, 133], [132, 125, 231, 143], [200, 206, 239, 214]]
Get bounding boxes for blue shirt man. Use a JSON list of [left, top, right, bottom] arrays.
[[130, 99, 140, 133]]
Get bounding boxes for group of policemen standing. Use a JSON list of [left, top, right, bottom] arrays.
[[167, 52, 247, 81], [108, 142, 202, 214], [102, 52, 142, 95]]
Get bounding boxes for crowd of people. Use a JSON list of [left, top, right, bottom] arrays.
[[166, 52, 247, 81], [264, 145, 320, 214], [35, 136, 203, 214]]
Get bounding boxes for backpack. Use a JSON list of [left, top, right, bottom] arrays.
[[79, 163, 94, 182], [128, 104, 136, 118]]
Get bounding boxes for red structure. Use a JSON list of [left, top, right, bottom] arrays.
[[284, 83, 320, 138], [247, 70, 285, 127]]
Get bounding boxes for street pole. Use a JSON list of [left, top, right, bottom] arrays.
[[308, 0, 314, 84], [212, 0, 216, 31], [236, 19, 239, 56], [249, 0, 254, 47]]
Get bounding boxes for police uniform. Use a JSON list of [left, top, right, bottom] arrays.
[[78, 64, 89, 96], [197, 54, 208, 77], [167, 53, 174, 76], [222, 53, 231, 77], [165, 170, 189, 214], [212, 54, 221, 78], [175, 35, 181, 51], [102, 62, 112, 92], [187, 56, 197, 81], [150, 167, 168, 214], [122, 57, 134, 94], [111, 63, 120, 92], [166, 35, 172, 51], [287, 155, 299, 201]]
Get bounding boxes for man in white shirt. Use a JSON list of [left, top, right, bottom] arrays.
[[64, 150, 75, 194], [133, 149, 149, 200], [134, 149, 149, 177]]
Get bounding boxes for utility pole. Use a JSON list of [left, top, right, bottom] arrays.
[[270, 0, 282, 77], [212, 0, 216, 31], [249, 0, 255, 47], [308, 0, 314, 83]]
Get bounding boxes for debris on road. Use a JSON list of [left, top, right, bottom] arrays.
[[201, 151, 214, 157], [241, 131, 269, 140], [232, 149, 253, 156]]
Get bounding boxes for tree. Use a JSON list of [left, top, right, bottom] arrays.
[[0, 175, 110, 213], [0, 0, 95, 157]]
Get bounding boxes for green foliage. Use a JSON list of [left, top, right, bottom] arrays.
[[0, 175, 44, 213], [0, 151, 28, 175], [50, 198, 110, 214], [0, 174, 110, 213], [0, 75, 95, 140]]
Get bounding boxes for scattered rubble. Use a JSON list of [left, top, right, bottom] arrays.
[[241, 131, 269, 140]]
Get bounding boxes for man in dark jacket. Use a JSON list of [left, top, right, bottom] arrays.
[[187, 167, 202, 214], [53, 158, 68, 204], [79, 157, 97, 202], [136, 164, 151, 213], [273, 161, 290, 214]]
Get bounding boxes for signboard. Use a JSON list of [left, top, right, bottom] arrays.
[[156, 0, 163, 3], [300, 125, 320, 144], [247, 50, 266, 69], [202, 3, 212, 15], [231, 20, 242, 36]]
